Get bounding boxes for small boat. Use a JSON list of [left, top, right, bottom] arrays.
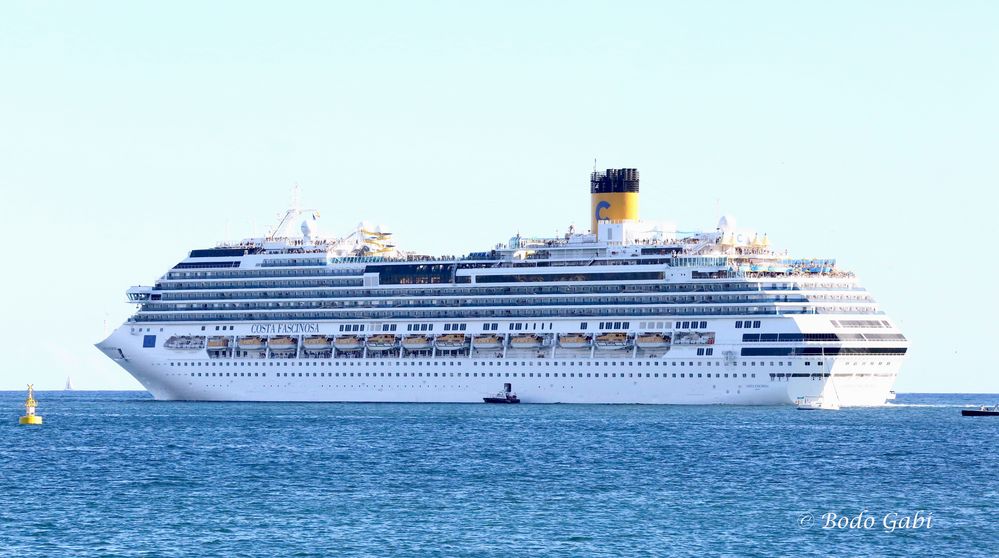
[[961, 405, 999, 417], [334, 335, 364, 351], [636, 332, 671, 349], [65, 377, 74, 391], [509, 334, 543, 349], [402, 335, 433, 350], [268, 336, 297, 352], [472, 334, 503, 349], [594, 332, 631, 349], [434, 334, 468, 351], [558, 333, 591, 349], [366, 334, 399, 351], [207, 336, 231, 350], [302, 335, 332, 351], [795, 396, 840, 411], [483, 383, 520, 404], [237, 336, 267, 350]]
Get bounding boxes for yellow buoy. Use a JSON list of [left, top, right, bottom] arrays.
[[18, 384, 43, 425]]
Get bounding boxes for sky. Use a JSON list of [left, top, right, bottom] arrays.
[[0, 1, 996, 392]]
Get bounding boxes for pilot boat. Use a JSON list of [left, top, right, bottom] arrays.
[[483, 383, 520, 404], [961, 405, 999, 417]]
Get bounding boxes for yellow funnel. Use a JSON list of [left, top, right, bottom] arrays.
[[590, 168, 640, 233]]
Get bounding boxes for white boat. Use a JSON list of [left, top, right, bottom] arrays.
[[509, 334, 543, 349], [96, 166, 908, 405], [472, 334, 503, 349], [558, 333, 591, 349], [334, 335, 364, 351], [206, 336, 231, 350], [402, 335, 433, 350], [635, 333, 671, 349], [302, 335, 332, 351], [65, 377, 74, 391], [434, 334, 468, 351], [237, 336, 266, 350], [366, 334, 399, 351], [164, 335, 207, 350], [594, 333, 631, 350], [268, 336, 297, 352], [795, 396, 840, 411]]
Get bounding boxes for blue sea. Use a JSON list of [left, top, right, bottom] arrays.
[[1, 392, 997, 557]]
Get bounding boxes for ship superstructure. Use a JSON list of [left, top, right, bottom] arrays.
[[97, 169, 906, 405]]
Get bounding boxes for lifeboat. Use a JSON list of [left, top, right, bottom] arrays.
[[334, 335, 364, 351], [636, 333, 671, 349], [509, 334, 544, 349], [434, 334, 469, 351], [268, 336, 298, 352], [165, 335, 207, 350], [302, 335, 332, 351], [237, 336, 267, 350], [558, 333, 591, 349], [472, 334, 503, 349], [402, 335, 433, 351], [207, 336, 230, 350], [594, 332, 631, 350], [366, 334, 399, 351]]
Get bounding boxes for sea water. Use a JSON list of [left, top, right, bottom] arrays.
[[1, 392, 996, 557]]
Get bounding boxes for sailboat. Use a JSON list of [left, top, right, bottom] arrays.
[[65, 376, 74, 391]]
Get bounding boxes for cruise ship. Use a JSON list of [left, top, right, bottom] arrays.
[[96, 169, 907, 405]]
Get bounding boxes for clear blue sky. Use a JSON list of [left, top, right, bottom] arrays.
[[1, 1, 995, 392]]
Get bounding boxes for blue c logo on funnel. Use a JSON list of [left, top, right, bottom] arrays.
[[595, 200, 611, 221]]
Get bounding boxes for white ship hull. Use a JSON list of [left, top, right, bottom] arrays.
[[97, 319, 902, 406]]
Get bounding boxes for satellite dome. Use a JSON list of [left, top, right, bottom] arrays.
[[718, 214, 736, 232], [301, 216, 319, 241]]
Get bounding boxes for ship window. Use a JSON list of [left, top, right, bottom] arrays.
[[699, 321, 707, 328], [682, 321, 690, 329], [143, 335, 156, 348], [753, 320, 761, 328]]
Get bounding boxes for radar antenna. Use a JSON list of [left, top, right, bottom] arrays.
[[269, 183, 317, 239]]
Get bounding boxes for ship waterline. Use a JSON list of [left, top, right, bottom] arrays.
[[97, 168, 906, 405]]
